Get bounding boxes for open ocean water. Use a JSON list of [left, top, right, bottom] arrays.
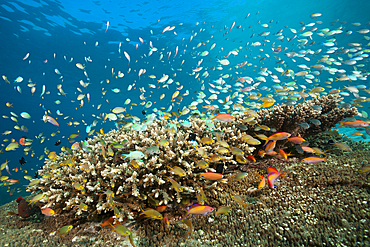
[[1, 0, 370, 246]]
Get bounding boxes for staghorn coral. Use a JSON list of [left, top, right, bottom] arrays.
[[27, 117, 256, 221], [254, 95, 358, 138]]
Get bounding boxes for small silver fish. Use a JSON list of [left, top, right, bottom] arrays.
[[298, 122, 310, 129], [311, 105, 322, 111], [309, 119, 321, 126]]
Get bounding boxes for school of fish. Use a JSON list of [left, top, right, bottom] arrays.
[[1, 11, 370, 243]]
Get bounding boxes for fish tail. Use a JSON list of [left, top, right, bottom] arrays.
[[280, 171, 288, 180]]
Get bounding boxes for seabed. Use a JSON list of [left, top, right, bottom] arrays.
[[1, 149, 369, 247]]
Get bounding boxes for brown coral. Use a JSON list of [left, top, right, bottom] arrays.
[[254, 95, 358, 138], [26, 116, 256, 223]]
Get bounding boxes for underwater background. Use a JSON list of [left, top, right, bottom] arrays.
[[1, 0, 370, 246]]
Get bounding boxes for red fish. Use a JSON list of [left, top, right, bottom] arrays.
[[19, 137, 25, 146], [301, 157, 325, 163], [278, 149, 289, 160], [266, 132, 291, 141], [7, 197, 33, 218], [301, 146, 316, 153], [100, 216, 126, 228], [211, 113, 235, 122], [256, 174, 266, 189], [237, 76, 252, 82], [155, 206, 167, 212], [199, 172, 223, 180], [246, 155, 256, 162], [267, 167, 288, 188], [262, 132, 291, 146], [41, 208, 55, 217], [5, 178, 19, 183], [264, 140, 276, 152], [185, 204, 214, 217], [339, 120, 369, 128], [240, 86, 254, 92], [288, 135, 305, 144]]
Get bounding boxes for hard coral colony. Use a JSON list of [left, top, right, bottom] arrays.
[[25, 94, 360, 244]]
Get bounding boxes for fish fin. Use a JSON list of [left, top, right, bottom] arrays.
[[267, 172, 280, 188], [7, 211, 17, 215], [280, 171, 288, 180], [267, 166, 279, 174]]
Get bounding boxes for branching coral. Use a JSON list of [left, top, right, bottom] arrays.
[[27, 117, 256, 221]]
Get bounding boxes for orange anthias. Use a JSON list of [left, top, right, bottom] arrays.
[[265, 140, 276, 152], [262, 132, 291, 146], [41, 208, 55, 217], [211, 113, 235, 122], [301, 146, 316, 153], [185, 204, 214, 217], [101, 216, 126, 228], [267, 167, 288, 188], [267, 132, 291, 141], [301, 157, 326, 163], [278, 149, 289, 160], [339, 120, 369, 128], [199, 172, 223, 180], [288, 136, 305, 144]]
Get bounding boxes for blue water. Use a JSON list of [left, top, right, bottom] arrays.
[[0, 0, 370, 205]]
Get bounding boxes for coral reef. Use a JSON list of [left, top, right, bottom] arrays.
[[27, 117, 256, 222], [2, 151, 370, 246], [255, 95, 358, 137], [20, 94, 365, 246], [307, 130, 370, 155]]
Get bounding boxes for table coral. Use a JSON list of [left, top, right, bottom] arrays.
[[255, 95, 358, 137]]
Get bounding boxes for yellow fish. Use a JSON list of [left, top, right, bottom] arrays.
[[261, 101, 274, 108]]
